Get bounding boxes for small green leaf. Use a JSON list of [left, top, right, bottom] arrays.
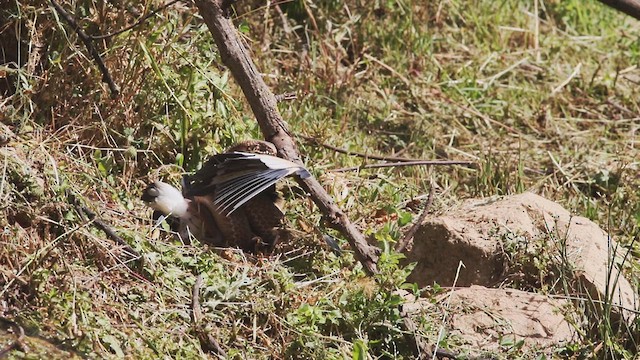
[[93, 149, 102, 161], [352, 339, 368, 360], [397, 210, 413, 227], [161, 219, 171, 232], [102, 334, 124, 357], [238, 21, 250, 34]]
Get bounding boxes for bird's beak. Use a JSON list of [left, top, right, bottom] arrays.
[[141, 183, 158, 203]]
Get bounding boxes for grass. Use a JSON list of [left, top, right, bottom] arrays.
[[1, 0, 640, 358]]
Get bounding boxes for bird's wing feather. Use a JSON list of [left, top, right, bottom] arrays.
[[215, 168, 294, 215], [182, 153, 247, 196], [183, 152, 310, 215]]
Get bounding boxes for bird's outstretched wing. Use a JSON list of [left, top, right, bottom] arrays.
[[183, 152, 310, 215]]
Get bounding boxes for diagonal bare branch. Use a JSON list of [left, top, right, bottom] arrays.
[[193, 0, 380, 274]]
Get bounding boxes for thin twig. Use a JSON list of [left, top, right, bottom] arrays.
[[67, 191, 141, 258], [597, 0, 640, 21], [395, 186, 435, 253], [274, 3, 293, 35], [605, 98, 638, 117], [50, 0, 120, 98], [397, 288, 487, 360], [192, 274, 227, 357], [332, 160, 473, 173], [440, 95, 516, 133], [398, 303, 432, 359], [0, 317, 28, 357], [300, 134, 429, 162], [90, 0, 182, 40], [547, 151, 581, 193], [192, 275, 204, 323], [434, 263, 466, 358], [533, 0, 540, 63], [551, 62, 582, 95], [364, 53, 411, 87], [274, 91, 297, 102]]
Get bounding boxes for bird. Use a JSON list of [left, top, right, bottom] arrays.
[[141, 140, 310, 252]]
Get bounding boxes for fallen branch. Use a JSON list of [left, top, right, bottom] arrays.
[[597, 0, 640, 20], [332, 160, 474, 173], [192, 274, 227, 357], [0, 317, 28, 357], [300, 134, 430, 162], [193, 0, 380, 275], [67, 191, 141, 259], [50, 0, 120, 98], [395, 186, 435, 253]]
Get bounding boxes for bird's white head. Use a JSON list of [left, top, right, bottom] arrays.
[[141, 181, 190, 218]]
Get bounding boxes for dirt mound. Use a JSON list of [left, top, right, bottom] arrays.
[[405, 192, 636, 319], [402, 192, 637, 353], [443, 286, 575, 355]]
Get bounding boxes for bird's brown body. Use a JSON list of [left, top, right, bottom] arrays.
[[142, 140, 307, 253]]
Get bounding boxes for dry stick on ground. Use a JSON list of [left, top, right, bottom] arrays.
[[0, 317, 28, 357], [300, 134, 435, 162], [50, 0, 120, 98], [299, 135, 475, 168], [395, 186, 435, 253], [67, 191, 141, 259], [598, 0, 640, 20], [192, 275, 227, 357], [193, 0, 380, 275], [332, 160, 474, 173], [398, 306, 432, 359]]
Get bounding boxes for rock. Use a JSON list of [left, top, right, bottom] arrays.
[[398, 285, 577, 357], [438, 286, 576, 356], [404, 192, 637, 323]]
